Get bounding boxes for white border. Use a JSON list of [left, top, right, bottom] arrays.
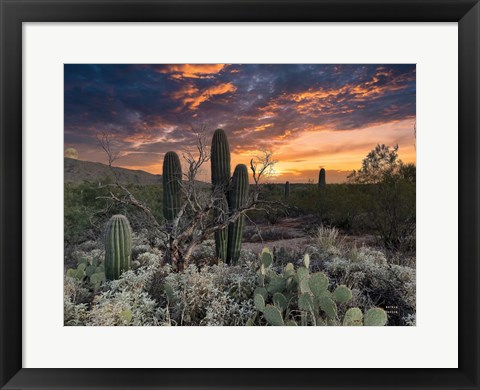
[[24, 23, 458, 368]]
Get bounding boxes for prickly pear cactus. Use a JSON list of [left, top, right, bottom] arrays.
[[248, 247, 388, 327], [333, 285, 352, 303], [364, 308, 388, 326], [263, 305, 284, 326], [343, 308, 363, 326], [105, 214, 132, 280]]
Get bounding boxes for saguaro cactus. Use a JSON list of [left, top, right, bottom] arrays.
[[213, 194, 229, 261], [105, 214, 132, 280], [211, 129, 231, 261], [284, 181, 290, 198], [318, 168, 326, 188], [227, 164, 249, 265], [211, 129, 231, 189], [163, 151, 182, 221]]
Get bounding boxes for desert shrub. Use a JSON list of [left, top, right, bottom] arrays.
[[238, 248, 258, 265], [162, 264, 257, 326], [323, 247, 415, 325], [64, 276, 90, 326], [64, 182, 164, 249], [64, 236, 414, 326], [86, 254, 163, 326], [190, 239, 217, 265]]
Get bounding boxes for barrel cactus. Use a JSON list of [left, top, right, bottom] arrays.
[[284, 181, 290, 198], [105, 214, 132, 280], [163, 151, 182, 221], [211, 129, 231, 261], [227, 164, 249, 265], [318, 168, 326, 188]]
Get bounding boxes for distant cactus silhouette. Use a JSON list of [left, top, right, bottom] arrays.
[[284, 181, 290, 198], [318, 168, 326, 188]]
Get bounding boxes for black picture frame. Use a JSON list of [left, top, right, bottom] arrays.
[[1, 0, 478, 388]]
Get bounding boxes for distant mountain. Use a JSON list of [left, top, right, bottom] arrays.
[[64, 157, 162, 185]]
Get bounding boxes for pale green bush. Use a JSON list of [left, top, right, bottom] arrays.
[[64, 276, 90, 325], [163, 264, 257, 326], [324, 246, 415, 325], [64, 233, 415, 326]]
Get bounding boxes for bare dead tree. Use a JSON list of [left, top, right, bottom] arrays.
[[250, 148, 277, 191], [96, 128, 287, 271], [159, 135, 289, 271], [96, 131, 121, 167], [95, 130, 163, 238]]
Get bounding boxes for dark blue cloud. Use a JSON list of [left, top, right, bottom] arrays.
[[64, 63, 415, 163]]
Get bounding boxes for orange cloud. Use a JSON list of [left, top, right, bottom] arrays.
[[253, 123, 274, 132], [156, 64, 226, 79], [259, 68, 414, 119], [172, 82, 237, 110]]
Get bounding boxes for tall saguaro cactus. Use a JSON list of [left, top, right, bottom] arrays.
[[227, 164, 249, 265], [318, 168, 326, 189], [211, 129, 231, 189], [284, 181, 290, 198], [163, 151, 182, 221], [211, 129, 231, 261], [105, 214, 132, 280]]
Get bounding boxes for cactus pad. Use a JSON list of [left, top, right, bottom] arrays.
[[298, 293, 314, 312], [254, 293, 266, 312], [267, 276, 287, 294], [261, 248, 273, 268], [319, 295, 337, 320], [343, 308, 363, 326], [263, 305, 285, 326], [309, 272, 329, 296], [303, 253, 310, 268], [273, 292, 288, 311], [254, 286, 268, 300], [364, 308, 388, 326], [333, 285, 353, 304]]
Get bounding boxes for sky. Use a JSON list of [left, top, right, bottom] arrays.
[[64, 64, 416, 183]]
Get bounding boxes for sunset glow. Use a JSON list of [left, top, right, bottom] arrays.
[[64, 64, 416, 183]]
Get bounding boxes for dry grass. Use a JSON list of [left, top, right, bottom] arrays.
[[314, 225, 346, 253]]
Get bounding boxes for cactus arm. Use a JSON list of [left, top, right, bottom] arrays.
[[227, 164, 249, 264]]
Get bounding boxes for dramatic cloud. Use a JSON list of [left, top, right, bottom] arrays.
[[64, 64, 416, 183]]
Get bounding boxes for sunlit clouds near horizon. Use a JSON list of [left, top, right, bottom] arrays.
[[64, 64, 416, 183]]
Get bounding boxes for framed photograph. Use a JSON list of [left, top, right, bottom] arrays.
[[1, 0, 478, 388]]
